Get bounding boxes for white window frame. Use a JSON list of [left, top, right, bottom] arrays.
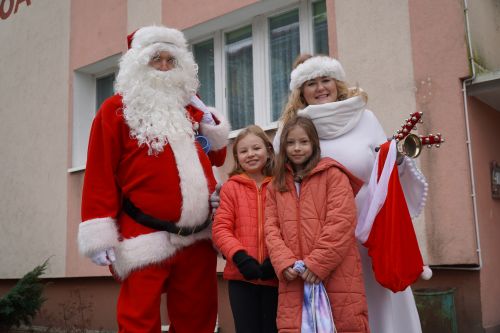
[[187, 0, 325, 137], [69, 53, 121, 172]]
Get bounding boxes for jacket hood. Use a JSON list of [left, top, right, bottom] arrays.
[[288, 158, 363, 196]]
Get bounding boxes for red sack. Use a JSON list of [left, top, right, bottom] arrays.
[[364, 141, 424, 292]]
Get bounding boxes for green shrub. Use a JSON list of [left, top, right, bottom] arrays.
[[0, 260, 48, 330]]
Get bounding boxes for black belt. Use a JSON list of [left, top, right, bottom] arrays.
[[122, 198, 212, 236]]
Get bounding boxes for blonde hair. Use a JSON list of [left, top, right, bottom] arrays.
[[280, 53, 367, 125], [229, 125, 275, 177], [273, 117, 321, 192]]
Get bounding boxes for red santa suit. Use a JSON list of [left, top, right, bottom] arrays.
[[77, 26, 230, 333]]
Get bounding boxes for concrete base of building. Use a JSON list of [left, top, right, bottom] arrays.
[[413, 268, 483, 332], [0, 274, 234, 332]]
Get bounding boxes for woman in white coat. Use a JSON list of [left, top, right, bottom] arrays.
[[273, 54, 428, 333]]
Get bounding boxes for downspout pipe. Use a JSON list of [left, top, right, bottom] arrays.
[[431, 0, 482, 271]]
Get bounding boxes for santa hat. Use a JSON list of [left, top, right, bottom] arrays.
[[356, 140, 430, 292], [127, 25, 188, 51], [289, 56, 346, 91], [116, 25, 198, 96]]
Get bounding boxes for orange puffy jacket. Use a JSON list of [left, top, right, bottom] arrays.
[[213, 173, 278, 287], [265, 158, 369, 332]]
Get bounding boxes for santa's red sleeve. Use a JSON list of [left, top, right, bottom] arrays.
[[356, 140, 425, 292], [78, 101, 121, 259]]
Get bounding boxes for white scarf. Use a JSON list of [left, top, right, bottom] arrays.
[[297, 95, 366, 140]]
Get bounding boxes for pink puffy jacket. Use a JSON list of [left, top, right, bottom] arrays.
[[265, 158, 369, 332], [213, 173, 278, 287]]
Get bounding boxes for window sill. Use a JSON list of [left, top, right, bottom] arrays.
[[68, 165, 85, 173]]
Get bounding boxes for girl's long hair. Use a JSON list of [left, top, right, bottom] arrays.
[[273, 117, 321, 192], [229, 125, 275, 177], [280, 53, 367, 125]]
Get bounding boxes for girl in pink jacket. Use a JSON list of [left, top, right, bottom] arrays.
[[213, 125, 279, 333], [265, 116, 370, 333]]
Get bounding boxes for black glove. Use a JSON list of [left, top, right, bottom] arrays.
[[260, 257, 277, 280], [232, 251, 262, 280]]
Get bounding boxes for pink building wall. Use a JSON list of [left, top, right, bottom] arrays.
[[408, 0, 478, 265], [66, 0, 128, 277], [162, 0, 258, 29], [468, 98, 500, 329]]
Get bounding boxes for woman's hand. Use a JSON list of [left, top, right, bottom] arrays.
[[283, 267, 299, 281], [301, 268, 321, 284]]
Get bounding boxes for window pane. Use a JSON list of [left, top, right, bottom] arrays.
[[193, 39, 215, 106], [225, 26, 254, 129], [269, 9, 300, 122], [313, 0, 329, 55], [96, 73, 115, 111]]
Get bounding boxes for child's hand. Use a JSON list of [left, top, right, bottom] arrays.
[[232, 251, 262, 280], [301, 268, 321, 284], [283, 267, 299, 281], [260, 258, 277, 280]]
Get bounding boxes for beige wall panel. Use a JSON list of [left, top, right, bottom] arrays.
[[333, 1, 430, 261], [467, 98, 500, 327], [408, 0, 476, 264], [0, 1, 70, 278], [334, 1, 418, 132], [162, 0, 258, 29], [468, 0, 500, 71], [127, 0, 162, 33]]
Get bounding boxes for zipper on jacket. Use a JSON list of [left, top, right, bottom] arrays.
[[257, 185, 264, 263], [293, 179, 304, 258]]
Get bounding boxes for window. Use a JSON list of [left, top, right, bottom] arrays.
[[225, 26, 254, 129], [191, 0, 328, 133], [96, 73, 115, 110], [193, 39, 215, 106], [312, 0, 328, 55], [269, 9, 300, 121], [71, 54, 120, 171]]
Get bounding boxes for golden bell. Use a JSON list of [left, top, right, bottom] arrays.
[[397, 133, 422, 158]]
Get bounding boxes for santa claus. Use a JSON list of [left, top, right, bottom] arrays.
[[77, 25, 229, 332]]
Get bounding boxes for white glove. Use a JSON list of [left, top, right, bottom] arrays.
[[190, 95, 215, 125], [91, 248, 116, 266], [210, 183, 222, 214]]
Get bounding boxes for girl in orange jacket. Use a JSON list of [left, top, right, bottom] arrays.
[[265, 116, 370, 333], [213, 125, 279, 333]]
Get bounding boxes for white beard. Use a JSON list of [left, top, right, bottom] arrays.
[[115, 45, 200, 155]]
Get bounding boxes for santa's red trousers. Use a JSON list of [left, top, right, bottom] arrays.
[[117, 239, 218, 333]]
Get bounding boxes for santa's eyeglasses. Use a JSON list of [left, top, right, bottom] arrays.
[[149, 54, 178, 68]]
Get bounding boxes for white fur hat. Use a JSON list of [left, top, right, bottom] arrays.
[[289, 56, 346, 90], [127, 25, 187, 51]]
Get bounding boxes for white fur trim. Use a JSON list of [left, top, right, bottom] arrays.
[[199, 107, 230, 151], [169, 134, 211, 228], [78, 217, 120, 257], [289, 56, 346, 91], [131, 25, 187, 51], [420, 265, 433, 280], [112, 228, 211, 279]]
